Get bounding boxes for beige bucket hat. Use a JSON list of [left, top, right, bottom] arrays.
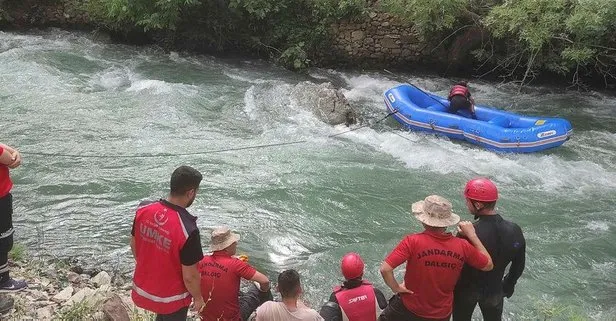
[[210, 227, 240, 251], [411, 195, 460, 227]]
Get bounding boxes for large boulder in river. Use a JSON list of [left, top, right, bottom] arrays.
[[291, 82, 358, 126]]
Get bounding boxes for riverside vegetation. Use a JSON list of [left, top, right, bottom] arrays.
[[1, 0, 615, 88]]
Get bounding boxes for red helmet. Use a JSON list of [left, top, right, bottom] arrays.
[[464, 178, 498, 202], [341, 252, 364, 280]]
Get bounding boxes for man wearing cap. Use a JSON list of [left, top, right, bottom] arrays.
[[378, 195, 494, 321], [199, 227, 272, 321], [319, 252, 388, 321], [131, 165, 205, 321], [453, 178, 526, 321]]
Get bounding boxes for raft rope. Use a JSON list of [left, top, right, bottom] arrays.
[[20, 110, 399, 159], [383, 69, 450, 110]]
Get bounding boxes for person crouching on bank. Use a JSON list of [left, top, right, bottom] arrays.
[[320, 252, 388, 321], [198, 227, 272, 321]]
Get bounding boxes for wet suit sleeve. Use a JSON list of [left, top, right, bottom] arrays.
[[503, 233, 526, 298], [180, 230, 204, 266], [462, 240, 489, 270], [319, 295, 342, 321], [374, 288, 388, 309]]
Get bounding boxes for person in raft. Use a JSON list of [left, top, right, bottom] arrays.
[[448, 81, 476, 119], [319, 252, 388, 321], [378, 195, 494, 321], [452, 178, 526, 321], [198, 226, 273, 321]]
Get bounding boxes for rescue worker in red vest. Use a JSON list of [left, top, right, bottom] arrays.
[[448, 82, 476, 119], [131, 165, 205, 321], [319, 252, 387, 321], [198, 227, 273, 321], [0, 143, 27, 294], [378, 195, 494, 321], [453, 178, 526, 321], [0, 143, 26, 316]]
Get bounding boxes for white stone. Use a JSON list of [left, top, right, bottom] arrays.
[[52, 286, 74, 303], [64, 287, 95, 306], [40, 278, 51, 287], [92, 311, 106, 321], [36, 306, 54, 320], [28, 289, 49, 301], [91, 271, 112, 287], [34, 300, 55, 308], [67, 272, 82, 284]]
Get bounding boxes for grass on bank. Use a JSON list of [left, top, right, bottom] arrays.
[[8, 243, 26, 262]]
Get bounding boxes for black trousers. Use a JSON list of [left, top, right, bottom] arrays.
[[379, 294, 450, 321], [0, 193, 14, 284], [156, 307, 189, 321], [239, 285, 272, 321], [452, 290, 503, 321], [155, 285, 271, 321]]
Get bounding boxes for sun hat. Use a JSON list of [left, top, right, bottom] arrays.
[[210, 227, 240, 251], [411, 195, 460, 227]]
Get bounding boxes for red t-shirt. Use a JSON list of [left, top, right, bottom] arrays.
[[384, 230, 489, 319], [199, 251, 257, 321], [0, 147, 12, 198]]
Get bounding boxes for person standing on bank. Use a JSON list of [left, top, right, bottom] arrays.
[[131, 165, 205, 321], [0, 143, 27, 291], [378, 195, 493, 321], [319, 252, 388, 321], [453, 178, 526, 321]]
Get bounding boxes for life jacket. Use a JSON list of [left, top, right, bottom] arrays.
[[334, 281, 378, 321], [448, 85, 470, 100], [131, 200, 194, 314]]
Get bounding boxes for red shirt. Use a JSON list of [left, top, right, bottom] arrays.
[[0, 147, 12, 198], [385, 230, 488, 319], [199, 251, 257, 321]]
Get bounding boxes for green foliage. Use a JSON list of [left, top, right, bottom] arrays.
[[103, 0, 200, 30], [54, 300, 96, 321], [486, 0, 569, 51], [483, 0, 616, 83], [379, 0, 467, 33], [8, 243, 26, 262], [76, 0, 616, 82], [278, 42, 310, 71]]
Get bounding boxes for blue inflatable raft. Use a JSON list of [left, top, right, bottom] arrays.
[[384, 84, 573, 153]]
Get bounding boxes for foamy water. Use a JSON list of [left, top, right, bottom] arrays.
[[1, 29, 615, 319]]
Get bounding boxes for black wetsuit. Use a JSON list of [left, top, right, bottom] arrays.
[[453, 214, 526, 321]]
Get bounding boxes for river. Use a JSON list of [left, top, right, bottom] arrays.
[[1, 29, 615, 319]]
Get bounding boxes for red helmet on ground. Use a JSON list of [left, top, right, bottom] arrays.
[[341, 252, 364, 280], [464, 178, 498, 202]]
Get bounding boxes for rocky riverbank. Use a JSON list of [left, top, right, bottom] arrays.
[[4, 257, 201, 320]]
